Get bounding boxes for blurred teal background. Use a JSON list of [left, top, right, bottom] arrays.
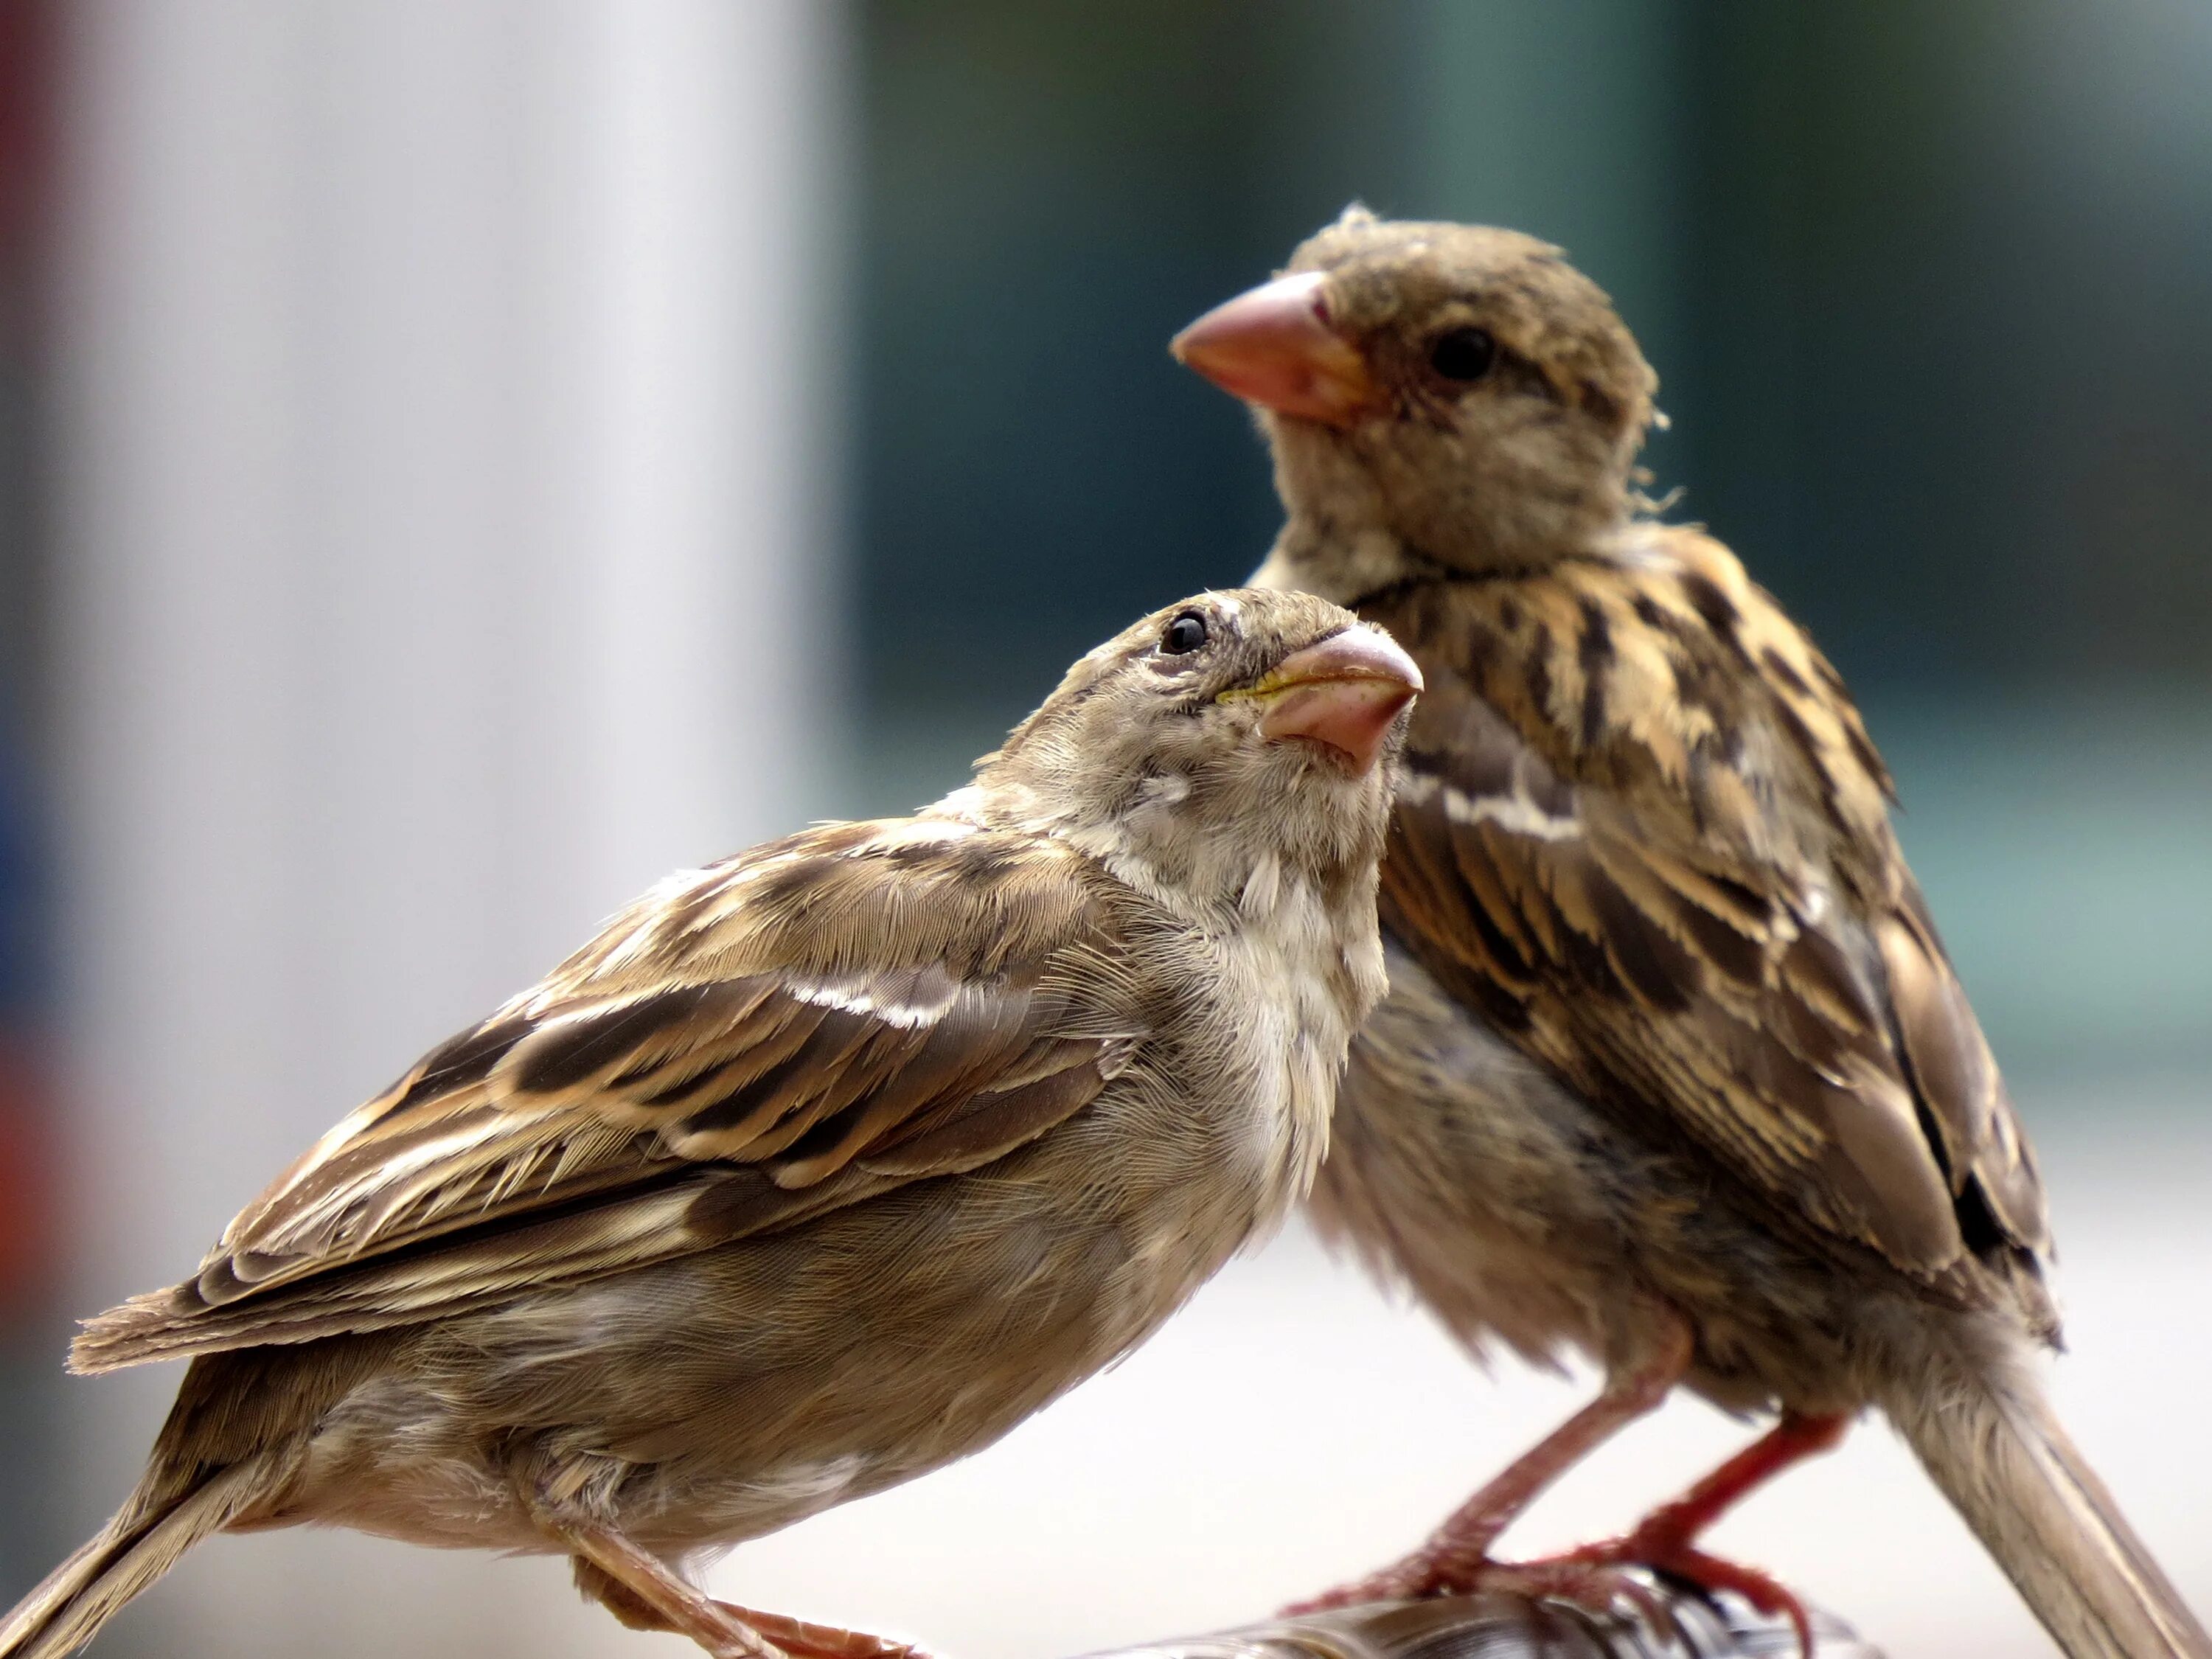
[[0, 4, 2203, 1658], [843, 0, 2212, 1082]]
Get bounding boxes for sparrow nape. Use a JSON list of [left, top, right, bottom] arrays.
[[1175, 209, 2209, 1659], [0, 589, 1419, 1659]]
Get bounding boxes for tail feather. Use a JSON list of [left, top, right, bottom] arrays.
[[0, 1459, 276, 1659], [1890, 1333, 2210, 1659]]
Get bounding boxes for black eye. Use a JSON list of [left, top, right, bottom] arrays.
[[1429, 326, 1496, 383], [1158, 611, 1209, 655]]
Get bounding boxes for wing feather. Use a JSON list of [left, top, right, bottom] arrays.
[[73, 818, 1150, 1373], [1363, 532, 2051, 1318]]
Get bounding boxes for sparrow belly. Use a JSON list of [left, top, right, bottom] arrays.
[[259, 1090, 1287, 1559], [1317, 939, 1870, 1414]]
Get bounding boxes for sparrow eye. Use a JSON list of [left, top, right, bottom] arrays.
[[1429, 326, 1496, 383], [1158, 611, 1209, 655]]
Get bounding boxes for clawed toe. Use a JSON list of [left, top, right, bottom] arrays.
[[1637, 1545, 1812, 1658], [717, 1601, 939, 1659], [1282, 1538, 1815, 1659], [1554, 1534, 1815, 1659]]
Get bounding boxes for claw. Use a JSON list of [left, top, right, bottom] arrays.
[[1553, 1535, 1815, 1659], [1638, 1546, 1813, 1659], [1281, 1536, 1815, 1659], [717, 1604, 938, 1659]]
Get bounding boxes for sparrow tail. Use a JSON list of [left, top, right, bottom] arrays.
[[0, 1456, 279, 1659], [1888, 1330, 2210, 1659]]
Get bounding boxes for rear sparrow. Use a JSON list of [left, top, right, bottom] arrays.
[[1175, 209, 2208, 1659], [1, 589, 1419, 1659]]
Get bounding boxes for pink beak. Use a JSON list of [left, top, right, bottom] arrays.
[[1170, 270, 1381, 426], [1253, 626, 1422, 776]]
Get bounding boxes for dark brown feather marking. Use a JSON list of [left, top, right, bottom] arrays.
[[392, 1016, 534, 1111], [1679, 571, 1741, 645], [1840, 706, 1896, 799], [72, 822, 1155, 1372], [1576, 597, 1612, 751], [1355, 527, 2051, 1307], [1761, 645, 1810, 696], [517, 985, 735, 1094], [855, 1054, 1105, 1178], [1668, 889, 1765, 987], [1526, 622, 1554, 719], [1585, 873, 1696, 1013]]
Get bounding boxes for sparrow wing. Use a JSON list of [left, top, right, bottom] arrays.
[[1365, 535, 2049, 1305], [74, 818, 1152, 1371]]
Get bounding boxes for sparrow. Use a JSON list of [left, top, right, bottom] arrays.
[[0, 588, 1419, 1659], [1173, 208, 2209, 1659]]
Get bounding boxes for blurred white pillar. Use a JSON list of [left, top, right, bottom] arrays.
[[49, 3, 847, 1655]]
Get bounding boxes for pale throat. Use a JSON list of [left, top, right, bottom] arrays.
[[1256, 442, 1453, 601], [1249, 521, 1412, 607]]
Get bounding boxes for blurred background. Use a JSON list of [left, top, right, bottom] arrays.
[[0, 2, 2203, 1657]]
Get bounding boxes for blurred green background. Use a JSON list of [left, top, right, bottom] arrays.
[[842, 0, 2212, 1079]]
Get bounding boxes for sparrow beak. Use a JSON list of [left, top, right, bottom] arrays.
[[1171, 271, 1382, 427], [1234, 626, 1422, 776]]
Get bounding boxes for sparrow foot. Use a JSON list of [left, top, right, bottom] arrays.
[[710, 1600, 940, 1659], [1522, 1409, 1848, 1659], [1549, 1534, 1814, 1659], [567, 1526, 940, 1659]]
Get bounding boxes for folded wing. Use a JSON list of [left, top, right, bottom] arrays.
[[74, 818, 1149, 1371], [1364, 546, 2049, 1315]]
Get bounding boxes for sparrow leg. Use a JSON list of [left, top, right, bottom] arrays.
[[1602, 1408, 1848, 1555], [1282, 1313, 1691, 1614], [572, 1550, 937, 1659], [561, 1526, 789, 1659], [1540, 1411, 1852, 1659]]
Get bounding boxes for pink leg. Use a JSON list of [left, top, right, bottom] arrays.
[[1548, 1411, 1852, 1659], [717, 1604, 938, 1659], [565, 1527, 790, 1659], [1284, 1320, 1846, 1658], [567, 1528, 941, 1659]]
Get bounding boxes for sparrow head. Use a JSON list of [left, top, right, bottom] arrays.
[[965, 588, 1420, 903], [1173, 206, 1659, 581]]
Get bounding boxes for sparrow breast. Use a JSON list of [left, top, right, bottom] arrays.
[[1204, 844, 1389, 1229]]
